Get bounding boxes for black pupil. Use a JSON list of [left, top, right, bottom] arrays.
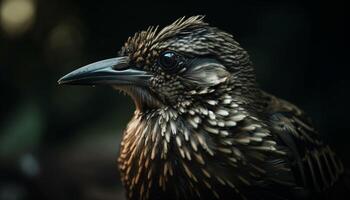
[[160, 52, 177, 69]]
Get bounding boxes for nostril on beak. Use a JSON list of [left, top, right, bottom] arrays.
[[112, 63, 129, 71]]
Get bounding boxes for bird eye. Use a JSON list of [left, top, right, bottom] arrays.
[[159, 51, 179, 72]]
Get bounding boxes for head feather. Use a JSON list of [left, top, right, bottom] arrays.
[[121, 16, 208, 59], [154, 15, 207, 42]]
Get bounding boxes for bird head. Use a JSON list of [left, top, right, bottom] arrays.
[[58, 16, 256, 111]]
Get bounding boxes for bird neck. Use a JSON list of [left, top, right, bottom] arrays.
[[118, 89, 283, 199], [113, 85, 164, 111]]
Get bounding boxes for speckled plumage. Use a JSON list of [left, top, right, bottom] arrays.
[[115, 16, 348, 200], [74, 16, 347, 200]]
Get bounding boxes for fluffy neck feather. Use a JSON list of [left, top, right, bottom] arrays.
[[117, 92, 290, 200], [113, 86, 163, 111]]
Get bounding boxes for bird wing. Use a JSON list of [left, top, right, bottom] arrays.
[[265, 93, 344, 193]]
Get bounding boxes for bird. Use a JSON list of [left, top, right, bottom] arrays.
[[58, 16, 347, 200]]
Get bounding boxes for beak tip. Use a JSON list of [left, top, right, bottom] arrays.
[[57, 74, 70, 85], [57, 78, 62, 85]]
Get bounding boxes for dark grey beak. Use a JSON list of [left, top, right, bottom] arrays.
[[58, 57, 151, 86]]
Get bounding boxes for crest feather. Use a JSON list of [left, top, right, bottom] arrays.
[[122, 15, 208, 60], [154, 15, 207, 42]]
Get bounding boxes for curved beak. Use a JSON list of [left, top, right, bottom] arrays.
[[58, 57, 151, 86]]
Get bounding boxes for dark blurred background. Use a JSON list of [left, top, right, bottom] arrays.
[[0, 0, 346, 199]]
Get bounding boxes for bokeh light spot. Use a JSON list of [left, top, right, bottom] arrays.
[[0, 0, 36, 37]]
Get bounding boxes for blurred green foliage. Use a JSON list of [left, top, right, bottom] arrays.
[[0, 101, 44, 158]]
